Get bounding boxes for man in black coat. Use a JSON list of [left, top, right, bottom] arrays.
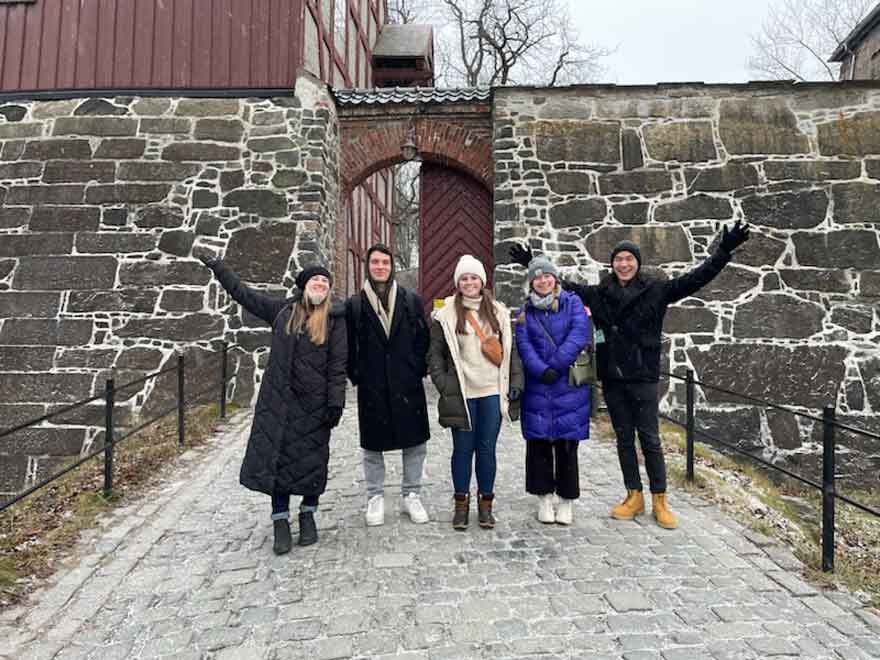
[[511, 221, 750, 529], [346, 244, 431, 526]]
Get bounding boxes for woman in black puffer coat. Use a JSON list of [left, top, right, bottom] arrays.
[[200, 256, 347, 554]]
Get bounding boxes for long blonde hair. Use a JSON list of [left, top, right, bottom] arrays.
[[285, 295, 331, 345]]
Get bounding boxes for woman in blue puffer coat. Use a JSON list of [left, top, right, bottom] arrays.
[[515, 256, 591, 525]]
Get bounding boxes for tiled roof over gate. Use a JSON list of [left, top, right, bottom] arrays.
[[333, 87, 492, 106]]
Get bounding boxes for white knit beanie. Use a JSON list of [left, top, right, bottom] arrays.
[[453, 254, 487, 287]]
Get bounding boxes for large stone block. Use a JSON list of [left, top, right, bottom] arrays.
[[663, 305, 717, 334], [0, 346, 56, 371], [861, 271, 880, 298], [0, 428, 87, 456], [0, 122, 43, 139], [686, 162, 759, 192], [585, 226, 692, 264], [162, 143, 242, 161], [55, 348, 117, 369], [13, 256, 118, 290], [793, 230, 880, 269], [612, 202, 649, 225], [271, 169, 308, 189], [22, 139, 92, 160], [43, 161, 116, 183], [654, 195, 733, 223], [719, 99, 809, 155], [118, 261, 210, 286], [741, 190, 828, 229], [817, 112, 880, 156], [730, 232, 787, 268], [220, 170, 246, 192], [0, 207, 30, 229], [94, 138, 146, 159], [175, 99, 241, 116], [194, 119, 245, 143], [139, 118, 192, 134], [548, 198, 607, 229], [67, 289, 159, 313], [830, 305, 874, 334], [546, 171, 594, 195], [598, 170, 673, 195], [116, 347, 165, 370], [0, 292, 61, 317], [6, 184, 84, 204], [0, 404, 45, 429], [159, 289, 205, 312], [0, 162, 43, 179], [733, 293, 825, 339], [225, 223, 297, 281], [622, 128, 644, 170], [764, 160, 861, 181], [593, 96, 716, 119], [779, 268, 851, 293], [534, 120, 621, 163], [53, 117, 138, 136], [643, 121, 717, 162], [860, 357, 880, 411], [694, 408, 763, 452], [766, 409, 802, 450], [135, 205, 184, 229], [0, 318, 93, 346], [117, 161, 201, 181], [85, 184, 171, 204], [832, 182, 880, 225], [0, 233, 73, 257], [0, 260, 13, 279], [157, 230, 195, 257], [223, 190, 288, 217], [689, 343, 846, 408], [75, 232, 157, 254], [29, 206, 100, 231], [246, 136, 294, 153], [692, 265, 761, 302], [116, 314, 224, 343], [0, 372, 95, 403]]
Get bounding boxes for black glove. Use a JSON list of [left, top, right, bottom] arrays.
[[508, 387, 522, 402], [197, 252, 221, 270], [324, 406, 343, 428], [719, 220, 750, 253], [540, 368, 559, 385], [509, 243, 534, 268]]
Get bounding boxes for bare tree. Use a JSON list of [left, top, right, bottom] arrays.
[[390, 161, 421, 270], [748, 0, 873, 81]]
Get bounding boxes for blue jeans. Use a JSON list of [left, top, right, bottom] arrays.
[[451, 395, 501, 494], [271, 494, 319, 520]]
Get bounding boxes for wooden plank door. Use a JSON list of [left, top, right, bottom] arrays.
[[419, 163, 494, 312]]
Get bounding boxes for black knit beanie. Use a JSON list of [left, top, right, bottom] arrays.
[[610, 240, 642, 268], [295, 265, 333, 291]]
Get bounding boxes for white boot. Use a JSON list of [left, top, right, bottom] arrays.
[[555, 498, 574, 525], [365, 494, 384, 526], [402, 492, 429, 524], [537, 494, 555, 523]]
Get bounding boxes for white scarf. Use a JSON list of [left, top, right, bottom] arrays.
[[363, 280, 397, 337]]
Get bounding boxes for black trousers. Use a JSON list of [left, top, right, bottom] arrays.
[[603, 380, 667, 494], [525, 439, 580, 499]]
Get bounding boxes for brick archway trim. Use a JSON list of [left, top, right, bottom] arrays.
[[340, 117, 493, 194]]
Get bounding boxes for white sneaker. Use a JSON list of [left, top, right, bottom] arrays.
[[537, 494, 555, 523], [402, 493, 429, 524], [365, 495, 384, 526], [556, 498, 573, 525]]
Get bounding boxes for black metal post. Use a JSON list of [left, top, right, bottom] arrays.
[[103, 378, 115, 496], [686, 369, 695, 482], [220, 341, 228, 420], [822, 404, 836, 572], [177, 352, 185, 448]]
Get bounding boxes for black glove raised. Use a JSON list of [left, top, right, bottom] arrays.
[[509, 243, 534, 269], [197, 252, 221, 270], [508, 387, 522, 402], [719, 220, 750, 253], [324, 406, 343, 428], [540, 368, 559, 385]]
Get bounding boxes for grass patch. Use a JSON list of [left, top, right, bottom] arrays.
[[0, 402, 237, 610], [594, 413, 880, 608]]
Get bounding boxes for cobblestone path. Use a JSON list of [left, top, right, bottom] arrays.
[[4, 388, 880, 660]]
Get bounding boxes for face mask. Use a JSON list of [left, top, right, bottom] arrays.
[[307, 291, 327, 306]]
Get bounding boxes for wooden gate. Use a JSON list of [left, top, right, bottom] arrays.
[[418, 163, 494, 311]]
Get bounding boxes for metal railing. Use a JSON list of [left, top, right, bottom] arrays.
[[0, 342, 236, 514], [652, 369, 880, 573]]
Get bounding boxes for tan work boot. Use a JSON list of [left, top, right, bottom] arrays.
[[651, 493, 678, 529], [610, 489, 645, 520]]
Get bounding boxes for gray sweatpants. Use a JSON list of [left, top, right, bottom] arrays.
[[362, 442, 427, 498]]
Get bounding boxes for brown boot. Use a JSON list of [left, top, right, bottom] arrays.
[[651, 493, 678, 529], [452, 493, 469, 530], [478, 493, 495, 529], [610, 489, 645, 520]]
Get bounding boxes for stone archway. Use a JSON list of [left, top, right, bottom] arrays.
[[335, 89, 494, 300]]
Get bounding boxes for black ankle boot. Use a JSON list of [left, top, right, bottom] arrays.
[[452, 493, 469, 530], [478, 493, 495, 529], [273, 519, 292, 555], [298, 511, 318, 546]]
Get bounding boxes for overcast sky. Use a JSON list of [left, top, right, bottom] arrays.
[[570, 0, 772, 85]]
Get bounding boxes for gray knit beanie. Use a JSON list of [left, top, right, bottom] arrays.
[[527, 256, 559, 284]]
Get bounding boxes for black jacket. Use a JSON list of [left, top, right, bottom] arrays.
[[345, 288, 430, 451], [565, 248, 731, 383], [211, 261, 347, 496]]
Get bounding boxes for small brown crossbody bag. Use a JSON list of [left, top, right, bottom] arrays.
[[466, 312, 503, 367]]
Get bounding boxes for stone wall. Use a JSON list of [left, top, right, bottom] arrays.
[[0, 72, 339, 501], [492, 82, 880, 481]]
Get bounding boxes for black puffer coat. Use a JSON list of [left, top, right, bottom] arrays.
[[211, 261, 347, 496], [345, 287, 430, 451], [565, 248, 731, 383]]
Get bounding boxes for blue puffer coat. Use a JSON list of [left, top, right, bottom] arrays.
[[516, 289, 591, 441]]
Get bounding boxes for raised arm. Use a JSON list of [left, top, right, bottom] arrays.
[[199, 256, 288, 326], [509, 242, 598, 307]]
